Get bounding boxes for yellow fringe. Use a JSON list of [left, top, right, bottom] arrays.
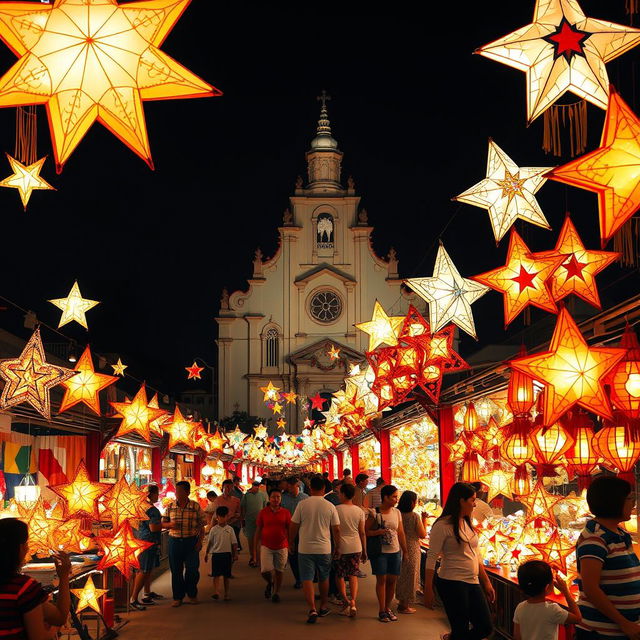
[[542, 100, 587, 157], [15, 106, 37, 165], [613, 218, 640, 268]]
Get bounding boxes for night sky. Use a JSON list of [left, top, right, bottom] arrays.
[[2, 0, 639, 404]]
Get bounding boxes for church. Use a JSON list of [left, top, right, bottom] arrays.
[[215, 95, 424, 432]]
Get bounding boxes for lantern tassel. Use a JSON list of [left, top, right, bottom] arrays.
[[626, 0, 639, 16], [613, 218, 639, 268], [542, 100, 587, 158], [15, 105, 37, 165]]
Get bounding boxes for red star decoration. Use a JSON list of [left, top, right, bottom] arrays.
[[96, 521, 154, 580], [511, 265, 539, 292], [310, 393, 326, 411], [563, 255, 587, 281], [185, 362, 204, 380], [544, 19, 589, 59]]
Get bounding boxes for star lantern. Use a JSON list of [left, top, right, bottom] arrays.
[[531, 421, 574, 477], [405, 243, 490, 339], [0, 154, 54, 208], [355, 300, 404, 350], [102, 476, 149, 529], [476, 0, 640, 122], [49, 460, 109, 520], [281, 390, 298, 404], [271, 402, 283, 415], [148, 393, 169, 437], [48, 281, 99, 330], [226, 426, 247, 448], [72, 575, 108, 615], [208, 429, 228, 452], [454, 139, 552, 242], [21, 498, 59, 557], [96, 520, 153, 579], [51, 517, 93, 554], [59, 345, 117, 415], [0, 0, 220, 171], [530, 529, 575, 575], [547, 90, 640, 245], [111, 358, 127, 376], [564, 411, 601, 490], [185, 361, 204, 380], [260, 381, 280, 402], [510, 308, 625, 425], [327, 345, 341, 360], [480, 466, 515, 504], [0, 327, 77, 421], [472, 230, 565, 327], [110, 383, 167, 442], [310, 393, 326, 411], [538, 217, 618, 308], [276, 417, 286, 430], [254, 423, 268, 439], [593, 424, 640, 486], [517, 479, 564, 526], [163, 405, 196, 449]]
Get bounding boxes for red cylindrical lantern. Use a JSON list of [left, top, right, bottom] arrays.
[[593, 422, 640, 486], [464, 402, 479, 432], [531, 421, 574, 477], [461, 454, 480, 482], [508, 346, 536, 416], [564, 412, 601, 490]]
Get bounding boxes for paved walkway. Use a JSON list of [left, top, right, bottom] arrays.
[[118, 539, 450, 640]]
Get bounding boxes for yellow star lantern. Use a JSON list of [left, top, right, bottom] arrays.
[[110, 383, 167, 442], [260, 381, 280, 402], [59, 345, 117, 415], [226, 425, 247, 447], [50, 460, 109, 520], [96, 520, 154, 579], [480, 467, 515, 504], [254, 423, 268, 439], [547, 90, 640, 245], [208, 428, 228, 452], [276, 417, 286, 429], [517, 480, 564, 525], [281, 390, 298, 404], [102, 477, 149, 529], [405, 244, 490, 340], [454, 139, 552, 243], [0, 154, 53, 208], [0, 326, 77, 420], [49, 281, 99, 330], [272, 402, 283, 415], [0, 0, 221, 171], [21, 498, 58, 557], [148, 393, 169, 436], [476, 0, 640, 122], [72, 575, 107, 615], [163, 404, 195, 449], [111, 358, 127, 376], [510, 308, 625, 425], [355, 300, 404, 351]]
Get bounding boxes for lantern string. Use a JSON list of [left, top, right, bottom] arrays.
[[542, 100, 587, 157], [14, 106, 37, 165]]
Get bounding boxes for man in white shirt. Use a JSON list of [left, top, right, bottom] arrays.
[[470, 482, 494, 525], [289, 475, 340, 624]]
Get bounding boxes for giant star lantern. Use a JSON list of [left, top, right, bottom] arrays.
[[454, 140, 552, 242], [530, 529, 575, 574], [472, 230, 565, 327], [547, 90, 640, 245], [405, 243, 490, 339], [0, 0, 221, 171], [517, 480, 564, 525], [102, 476, 149, 529], [226, 425, 247, 448], [96, 520, 153, 579], [0, 326, 77, 420], [110, 383, 167, 442], [538, 216, 618, 308], [49, 281, 99, 330], [72, 574, 107, 615], [0, 154, 54, 208], [163, 404, 195, 448], [510, 308, 625, 425], [148, 393, 169, 436], [50, 460, 109, 520], [185, 361, 204, 380], [355, 301, 404, 351], [59, 345, 117, 415], [476, 0, 640, 122]]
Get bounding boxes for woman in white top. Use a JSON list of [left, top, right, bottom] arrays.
[[424, 482, 495, 640], [365, 484, 407, 623]]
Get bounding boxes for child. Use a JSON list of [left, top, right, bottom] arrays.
[[514, 560, 581, 640], [205, 506, 238, 601]]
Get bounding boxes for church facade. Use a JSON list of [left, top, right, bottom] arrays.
[[215, 96, 423, 432]]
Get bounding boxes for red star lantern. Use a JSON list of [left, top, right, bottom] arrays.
[[102, 477, 149, 529], [510, 308, 625, 425], [96, 520, 154, 579], [110, 383, 167, 442], [547, 90, 640, 245], [517, 480, 564, 525], [185, 361, 204, 380], [163, 404, 196, 449], [49, 460, 109, 520], [472, 230, 565, 327], [530, 529, 574, 575], [310, 393, 326, 411]]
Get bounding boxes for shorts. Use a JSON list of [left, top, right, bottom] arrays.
[[260, 547, 288, 573], [243, 519, 257, 541], [212, 552, 232, 578], [370, 551, 402, 576], [333, 552, 361, 579], [137, 544, 159, 572], [298, 553, 332, 582]]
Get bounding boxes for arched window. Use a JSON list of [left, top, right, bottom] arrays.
[[265, 327, 279, 367], [317, 213, 334, 248]]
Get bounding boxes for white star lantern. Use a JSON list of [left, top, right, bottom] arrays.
[[49, 281, 99, 330]]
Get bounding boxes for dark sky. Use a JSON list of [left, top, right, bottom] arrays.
[[2, 0, 639, 402]]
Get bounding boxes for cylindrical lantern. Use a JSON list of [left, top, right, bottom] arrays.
[[531, 422, 574, 477], [508, 347, 536, 416], [500, 431, 534, 467], [464, 403, 479, 432], [593, 422, 640, 485], [511, 465, 532, 496], [564, 412, 601, 490], [461, 454, 480, 483]]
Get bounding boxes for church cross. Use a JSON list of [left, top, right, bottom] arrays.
[[317, 90, 331, 108]]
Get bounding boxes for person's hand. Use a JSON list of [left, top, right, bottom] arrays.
[[195, 539, 203, 552], [620, 620, 640, 640], [423, 587, 435, 609], [361, 552, 367, 563], [553, 575, 569, 593], [53, 552, 71, 579], [164, 521, 175, 530], [483, 581, 496, 604]]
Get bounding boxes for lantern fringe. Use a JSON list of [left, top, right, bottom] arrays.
[[613, 218, 639, 267], [542, 100, 588, 157], [626, 0, 639, 15], [15, 106, 37, 165]]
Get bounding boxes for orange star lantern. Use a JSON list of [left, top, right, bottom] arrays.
[[0, 0, 221, 171], [72, 574, 107, 615], [110, 383, 167, 442], [547, 90, 640, 245], [148, 393, 169, 437], [163, 404, 196, 449], [530, 529, 575, 575], [51, 517, 93, 554], [96, 520, 153, 579], [472, 230, 565, 327], [517, 480, 564, 526], [59, 345, 117, 415], [102, 477, 149, 529], [185, 362, 204, 380], [50, 460, 109, 520], [510, 308, 625, 425], [0, 327, 77, 421]]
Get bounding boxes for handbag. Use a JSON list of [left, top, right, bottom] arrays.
[[366, 508, 385, 559]]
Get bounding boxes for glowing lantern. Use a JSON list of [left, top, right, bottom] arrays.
[[508, 348, 536, 417], [511, 470, 532, 497], [0, 155, 53, 208], [461, 455, 481, 483], [517, 480, 564, 525], [96, 521, 154, 579], [464, 402, 479, 432], [501, 432, 534, 468], [148, 393, 169, 437], [163, 405, 196, 449], [531, 422, 574, 477], [260, 381, 280, 402], [185, 362, 204, 380], [476, 0, 640, 122], [50, 460, 109, 520], [102, 477, 149, 529], [593, 424, 640, 485], [48, 281, 99, 330], [110, 383, 167, 442], [564, 412, 601, 490], [208, 429, 228, 453], [72, 575, 107, 615], [0, 0, 220, 171], [355, 300, 404, 350], [14, 474, 39, 505], [547, 90, 640, 245], [310, 393, 326, 411], [111, 359, 127, 376], [529, 529, 575, 575], [480, 466, 515, 504], [52, 517, 92, 554]]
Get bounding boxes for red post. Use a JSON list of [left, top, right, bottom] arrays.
[[193, 455, 202, 486], [321, 458, 328, 475], [151, 448, 162, 485], [328, 454, 335, 481], [336, 450, 344, 477], [439, 405, 456, 505], [379, 429, 391, 484], [349, 444, 360, 476], [85, 432, 102, 481]]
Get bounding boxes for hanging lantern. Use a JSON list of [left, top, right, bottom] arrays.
[[593, 423, 640, 486], [564, 412, 601, 490], [500, 431, 534, 468], [531, 421, 574, 477], [511, 467, 532, 497], [508, 347, 536, 416], [14, 474, 39, 505], [461, 454, 480, 483], [464, 402, 479, 432]]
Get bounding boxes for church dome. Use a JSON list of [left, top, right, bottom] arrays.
[[310, 92, 339, 151], [310, 132, 338, 150]]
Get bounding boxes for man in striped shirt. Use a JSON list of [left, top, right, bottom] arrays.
[[576, 475, 640, 640]]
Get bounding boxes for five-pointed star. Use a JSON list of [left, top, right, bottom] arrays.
[[276, 417, 286, 429], [529, 529, 575, 575], [510, 308, 625, 425], [310, 392, 327, 411], [50, 460, 110, 520], [547, 90, 640, 245], [72, 574, 108, 614], [260, 381, 280, 401], [516, 479, 565, 525], [102, 477, 149, 529], [162, 404, 195, 448], [537, 217, 618, 308], [454, 140, 552, 242], [476, 0, 640, 121], [405, 244, 490, 340], [281, 390, 298, 404], [253, 423, 268, 439], [355, 300, 404, 351], [472, 230, 566, 327], [479, 468, 515, 504], [49, 281, 99, 330], [111, 358, 127, 376], [110, 383, 167, 442], [0, 326, 77, 420], [227, 425, 247, 447], [271, 402, 283, 415], [59, 345, 117, 415], [96, 520, 154, 579], [0, 0, 221, 171], [185, 361, 204, 380], [328, 345, 341, 360], [0, 155, 54, 208]]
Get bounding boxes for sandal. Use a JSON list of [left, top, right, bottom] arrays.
[[378, 611, 389, 623], [386, 609, 398, 621], [398, 606, 416, 614], [306, 609, 318, 624], [349, 606, 357, 618]]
